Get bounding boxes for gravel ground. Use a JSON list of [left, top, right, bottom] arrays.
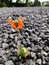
[[0, 7, 49, 65]]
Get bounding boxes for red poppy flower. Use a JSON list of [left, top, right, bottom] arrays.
[[6, 17, 25, 29]]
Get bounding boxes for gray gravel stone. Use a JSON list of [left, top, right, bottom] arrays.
[[43, 60, 46, 65], [41, 50, 48, 56], [11, 28, 16, 32], [5, 60, 14, 65], [2, 43, 8, 49], [31, 52, 36, 58], [2, 55, 8, 61], [36, 59, 42, 65], [4, 33, 8, 38], [9, 34, 14, 39], [15, 36, 18, 43], [0, 64, 4, 65], [0, 58, 4, 64], [44, 46, 49, 52], [0, 48, 5, 56], [24, 60, 35, 65]]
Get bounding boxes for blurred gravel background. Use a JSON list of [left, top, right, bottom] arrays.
[[0, 7, 49, 65]]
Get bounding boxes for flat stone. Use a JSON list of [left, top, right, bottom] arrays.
[[2, 55, 8, 61], [36, 59, 42, 65], [0, 48, 5, 56], [43, 60, 46, 65], [11, 28, 16, 32], [0, 64, 4, 65], [2, 43, 8, 49], [15, 36, 18, 43], [5, 60, 14, 65], [41, 50, 48, 56], [31, 52, 36, 58], [9, 34, 14, 39], [4, 33, 8, 38], [24, 60, 35, 65], [2, 39, 7, 43], [0, 58, 4, 64], [44, 46, 49, 52]]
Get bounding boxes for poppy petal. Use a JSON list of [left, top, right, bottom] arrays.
[[18, 17, 24, 23], [6, 18, 17, 28], [6, 17, 25, 29], [17, 22, 24, 29]]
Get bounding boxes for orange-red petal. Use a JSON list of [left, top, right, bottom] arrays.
[[17, 22, 24, 29], [16, 19, 24, 28], [18, 17, 24, 23], [6, 18, 17, 28], [6, 17, 25, 29]]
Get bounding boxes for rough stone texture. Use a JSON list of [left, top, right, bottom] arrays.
[[5, 60, 14, 65], [0, 7, 49, 65]]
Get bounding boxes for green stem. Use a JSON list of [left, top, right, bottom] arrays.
[[16, 29, 21, 47]]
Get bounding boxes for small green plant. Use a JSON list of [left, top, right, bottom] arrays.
[[17, 46, 30, 58]]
